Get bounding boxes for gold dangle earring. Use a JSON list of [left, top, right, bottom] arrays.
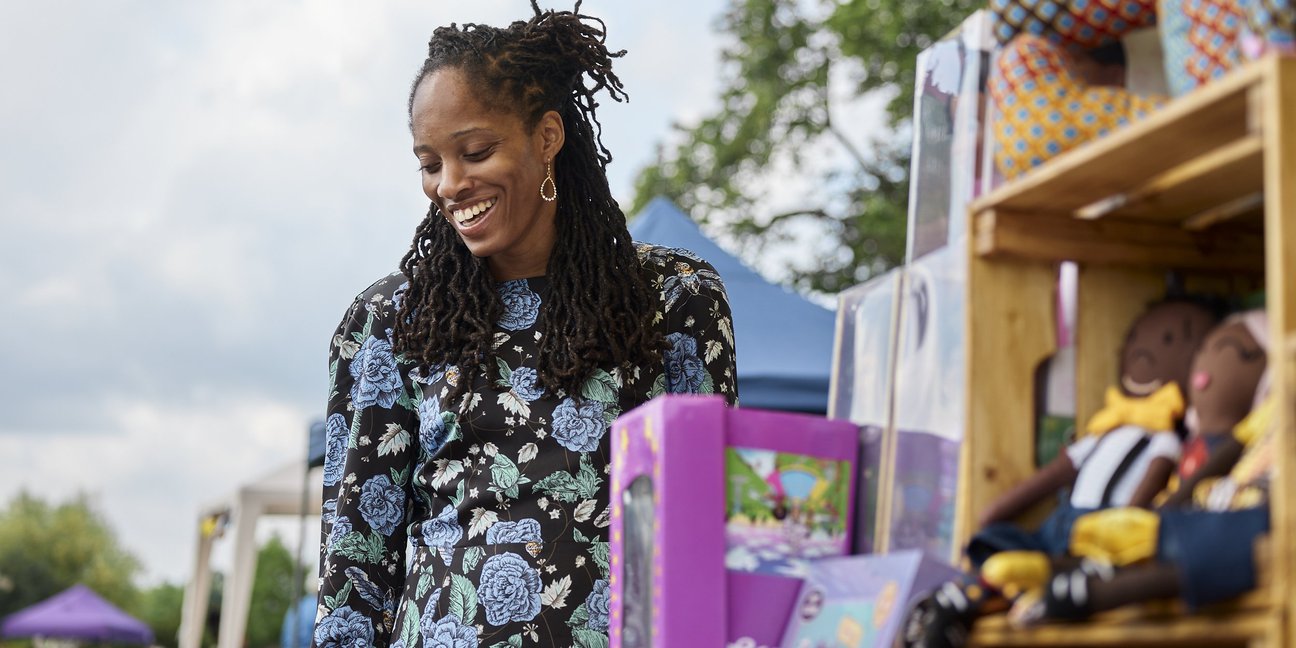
[[539, 160, 557, 202]]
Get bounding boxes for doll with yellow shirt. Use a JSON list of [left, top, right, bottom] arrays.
[[1025, 309, 1273, 620], [896, 298, 1220, 648]]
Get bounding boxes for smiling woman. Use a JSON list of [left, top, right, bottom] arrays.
[[313, 4, 739, 648]]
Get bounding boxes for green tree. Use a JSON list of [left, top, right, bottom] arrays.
[[132, 582, 185, 648], [632, 0, 979, 294], [245, 535, 306, 648], [0, 492, 142, 617]]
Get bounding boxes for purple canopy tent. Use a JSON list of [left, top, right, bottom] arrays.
[[1, 584, 155, 644]]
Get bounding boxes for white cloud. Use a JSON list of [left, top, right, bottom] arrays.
[[0, 0, 733, 587], [0, 394, 308, 583]]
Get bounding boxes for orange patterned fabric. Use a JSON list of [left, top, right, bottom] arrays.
[[989, 35, 1166, 178], [1184, 0, 1246, 86]]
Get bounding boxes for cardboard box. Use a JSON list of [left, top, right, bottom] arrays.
[[781, 550, 962, 648]]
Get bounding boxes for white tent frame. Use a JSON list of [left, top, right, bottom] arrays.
[[178, 463, 323, 648]]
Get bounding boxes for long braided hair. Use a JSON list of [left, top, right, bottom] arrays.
[[394, 2, 664, 408]]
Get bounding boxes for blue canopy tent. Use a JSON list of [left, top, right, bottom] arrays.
[[629, 197, 835, 414]]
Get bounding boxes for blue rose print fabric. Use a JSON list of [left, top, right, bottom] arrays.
[[315, 244, 738, 648]]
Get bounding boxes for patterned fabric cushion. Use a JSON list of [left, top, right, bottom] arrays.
[[990, 0, 1159, 46], [1246, 0, 1296, 49], [1161, 0, 1294, 97], [990, 34, 1166, 178]]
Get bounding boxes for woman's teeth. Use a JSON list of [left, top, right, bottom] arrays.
[[452, 199, 496, 225]]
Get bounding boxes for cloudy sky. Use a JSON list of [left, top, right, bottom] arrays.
[[0, 1, 735, 586]]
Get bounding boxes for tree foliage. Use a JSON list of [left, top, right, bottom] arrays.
[[133, 582, 185, 648], [246, 535, 306, 648], [0, 492, 142, 618], [631, 0, 979, 294]]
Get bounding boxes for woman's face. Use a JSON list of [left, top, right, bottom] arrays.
[[411, 67, 564, 280]]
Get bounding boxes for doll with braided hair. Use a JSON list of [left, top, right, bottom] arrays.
[[313, 5, 739, 647]]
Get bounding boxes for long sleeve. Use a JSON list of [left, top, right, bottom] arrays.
[[314, 276, 419, 648], [657, 251, 739, 407]]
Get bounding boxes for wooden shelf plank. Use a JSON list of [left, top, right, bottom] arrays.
[[974, 209, 1265, 272], [1261, 53, 1296, 648], [1086, 135, 1264, 222], [969, 58, 1267, 218], [972, 589, 1275, 647]]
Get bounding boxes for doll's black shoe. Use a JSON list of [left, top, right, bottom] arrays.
[[1042, 559, 1115, 621], [894, 581, 983, 648]]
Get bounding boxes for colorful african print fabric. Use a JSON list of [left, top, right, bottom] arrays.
[[990, 34, 1165, 178], [989, 0, 1158, 47]]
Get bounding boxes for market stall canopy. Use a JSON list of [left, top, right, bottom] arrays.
[[629, 197, 835, 414], [1, 584, 155, 645]]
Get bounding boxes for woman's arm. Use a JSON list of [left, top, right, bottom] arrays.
[[657, 251, 739, 406], [314, 279, 419, 648]]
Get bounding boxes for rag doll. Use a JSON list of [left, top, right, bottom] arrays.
[[896, 299, 1219, 648], [1035, 309, 1270, 620]]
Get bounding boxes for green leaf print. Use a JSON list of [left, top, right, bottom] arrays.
[[496, 357, 514, 386], [334, 531, 384, 564], [416, 572, 434, 600], [488, 453, 531, 498], [323, 580, 353, 611], [399, 599, 419, 648], [590, 542, 611, 580], [390, 466, 409, 488], [533, 471, 582, 503], [348, 412, 363, 450], [580, 369, 618, 404], [576, 455, 603, 499], [572, 527, 590, 543], [488, 635, 523, 648], [450, 481, 465, 508], [700, 371, 715, 394], [396, 391, 416, 412], [567, 602, 590, 628], [462, 546, 485, 572], [572, 627, 610, 648], [447, 573, 478, 624], [648, 373, 667, 399]]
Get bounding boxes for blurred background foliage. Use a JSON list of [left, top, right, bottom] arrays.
[[0, 493, 303, 648], [632, 0, 979, 294]]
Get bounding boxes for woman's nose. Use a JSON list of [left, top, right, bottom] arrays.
[[438, 162, 469, 200]]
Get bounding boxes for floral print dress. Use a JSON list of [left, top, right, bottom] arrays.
[[314, 244, 738, 648]]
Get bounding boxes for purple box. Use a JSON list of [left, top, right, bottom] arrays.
[[609, 394, 859, 648], [780, 550, 962, 648], [727, 571, 804, 648]]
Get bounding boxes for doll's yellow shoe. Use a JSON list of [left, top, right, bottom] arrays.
[[981, 551, 1052, 594], [1070, 507, 1159, 566]]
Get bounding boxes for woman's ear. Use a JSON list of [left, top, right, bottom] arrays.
[[536, 109, 565, 161]]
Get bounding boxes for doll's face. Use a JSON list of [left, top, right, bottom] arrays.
[[1188, 320, 1267, 435], [1119, 302, 1218, 397]]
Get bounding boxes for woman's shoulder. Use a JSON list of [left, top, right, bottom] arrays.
[[337, 271, 410, 329], [634, 242, 721, 277], [352, 270, 410, 305]]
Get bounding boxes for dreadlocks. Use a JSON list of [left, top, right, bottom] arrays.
[[393, 2, 664, 407]]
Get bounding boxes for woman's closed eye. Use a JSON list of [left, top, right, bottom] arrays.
[[463, 146, 495, 161]]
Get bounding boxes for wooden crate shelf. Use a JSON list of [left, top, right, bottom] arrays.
[[960, 54, 1296, 647]]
